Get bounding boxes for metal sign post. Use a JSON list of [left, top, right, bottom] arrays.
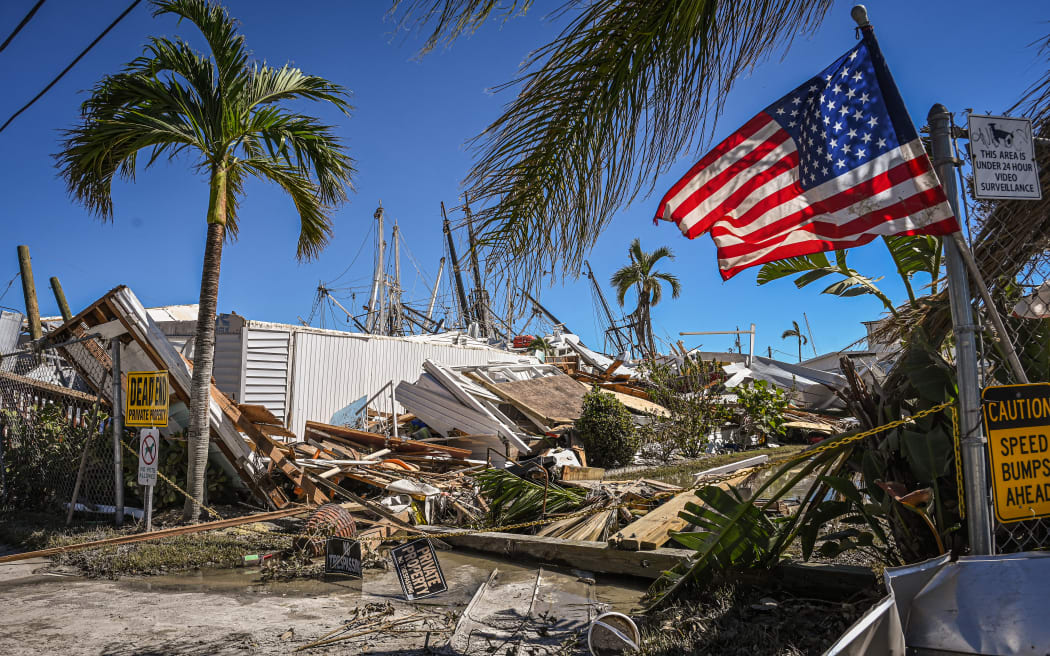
[[927, 104, 994, 554], [137, 428, 160, 532], [111, 339, 124, 528]]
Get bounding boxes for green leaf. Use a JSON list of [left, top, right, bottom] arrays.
[[900, 428, 953, 482]]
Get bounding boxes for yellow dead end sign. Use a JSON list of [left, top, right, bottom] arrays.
[[125, 370, 169, 427], [981, 383, 1050, 523]]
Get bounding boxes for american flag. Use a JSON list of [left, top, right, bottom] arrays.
[[655, 31, 959, 280]]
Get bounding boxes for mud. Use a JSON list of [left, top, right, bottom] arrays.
[[0, 548, 645, 655]]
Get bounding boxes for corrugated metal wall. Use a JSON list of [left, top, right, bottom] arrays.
[[156, 315, 244, 401], [286, 331, 514, 438], [241, 326, 291, 422]]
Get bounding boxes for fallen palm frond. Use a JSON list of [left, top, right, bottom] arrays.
[[475, 468, 588, 525], [643, 436, 853, 609]]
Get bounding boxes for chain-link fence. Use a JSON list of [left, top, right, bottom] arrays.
[[961, 105, 1050, 553], [0, 338, 116, 517]]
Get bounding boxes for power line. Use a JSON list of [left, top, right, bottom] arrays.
[[0, 0, 142, 135], [0, 0, 47, 53]]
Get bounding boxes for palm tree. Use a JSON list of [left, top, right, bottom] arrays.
[[611, 239, 681, 358], [391, 0, 834, 288], [781, 320, 808, 363], [56, 0, 356, 521]]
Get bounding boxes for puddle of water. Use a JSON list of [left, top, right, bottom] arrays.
[[117, 547, 647, 613]]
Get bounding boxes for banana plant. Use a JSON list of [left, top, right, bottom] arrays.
[[755, 236, 943, 317]]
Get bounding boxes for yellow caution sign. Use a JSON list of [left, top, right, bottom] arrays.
[[982, 383, 1050, 523], [125, 370, 169, 427]]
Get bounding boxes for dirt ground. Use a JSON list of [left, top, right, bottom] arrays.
[[0, 549, 643, 655]]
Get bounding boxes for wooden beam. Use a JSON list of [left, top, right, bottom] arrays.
[[0, 505, 314, 564]]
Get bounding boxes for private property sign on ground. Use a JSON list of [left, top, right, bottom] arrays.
[[982, 383, 1050, 523], [125, 370, 169, 427], [969, 114, 1041, 201]]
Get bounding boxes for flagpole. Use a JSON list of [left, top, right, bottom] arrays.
[[853, 4, 995, 554], [928, 103, 994, 555]]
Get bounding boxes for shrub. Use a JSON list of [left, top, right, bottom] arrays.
[[574, 387, 639, 467], [641, 360, 731, 459], [735, 380, 788, 443]]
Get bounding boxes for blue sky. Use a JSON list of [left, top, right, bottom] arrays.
[[0, 1, 1045, 360]]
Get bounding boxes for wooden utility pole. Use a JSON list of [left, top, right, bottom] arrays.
[[49, 276, 73, 322], [16, 245, 41, 340]]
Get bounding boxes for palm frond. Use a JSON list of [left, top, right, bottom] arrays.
[[390, 0, 534, 57], [652, 272, 682, 300], [153, 0, 248, 87], [445, 0, 832, 287]]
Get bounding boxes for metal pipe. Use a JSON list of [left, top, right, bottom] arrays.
[[111, 339, 125, 528], [425, 256, 445, 325], [49, 276, 72, 322], [366, 205, 384, 333], [16, 245, 41, 340], [928, 102, 994, 554], [463, 197, 489, 336]]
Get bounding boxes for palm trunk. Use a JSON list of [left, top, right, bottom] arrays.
[[798, 337, 802, 363], [183, 166, 227, 522]]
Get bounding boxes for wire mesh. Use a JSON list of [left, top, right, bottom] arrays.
[[962, 107, 1050, 554], [0, 338, 116, 516]]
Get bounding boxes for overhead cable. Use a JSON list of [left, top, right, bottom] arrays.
[[0, 0, 47, 54], [0, 0, 142, 135]]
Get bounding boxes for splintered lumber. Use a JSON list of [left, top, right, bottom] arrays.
[[304, 420, 471, 458], [216, 393, 328, 506], [608, 470, 754, 550]]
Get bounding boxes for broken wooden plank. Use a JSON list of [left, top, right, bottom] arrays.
[[304, 420, 472, 458], [608, 470, 754, 550], [561, 465, 605, 481]]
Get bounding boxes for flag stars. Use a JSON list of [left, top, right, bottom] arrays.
[[808, 84, 818, 92], [775, 107, 786, 115], [846, 88, 857, 99], [832, 84, 843, 94], [846, 128, 858, 139], [867, 116, 879, 128], [827, 99, 836, 110], [861, 132, 872, 143], [838, 105, 849, 116], [840, 67, 849, 78], [852, 71, 863, 82], [876, 137, 887, 148], [822, 166, 829, 175], [836, 158, 847, 168], [849, 51, 858, 60], [823, 116, 830, 125], [788, 120, 797, 127], [856, 148, 866, 158], [859, 92, 870, 104], [833, 121, 843, 132]]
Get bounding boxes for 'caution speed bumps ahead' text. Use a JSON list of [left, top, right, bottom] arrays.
[[982, 383, 1050, 523], [125, 371, 169, 427]]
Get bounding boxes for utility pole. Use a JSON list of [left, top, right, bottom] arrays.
[[378, 234, 389, 335], [16, 245, 41, 340], [49, 276, 73, 322], [585, 260, 629, 354], [366, 204, 385, 333], [927, 102, 994, 554], [442, 202, 471, 328], [425, 257, 445, 327]]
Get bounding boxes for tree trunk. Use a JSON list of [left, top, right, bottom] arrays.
[[798, 338, 802, 363], [183, 166, 227, 522]]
